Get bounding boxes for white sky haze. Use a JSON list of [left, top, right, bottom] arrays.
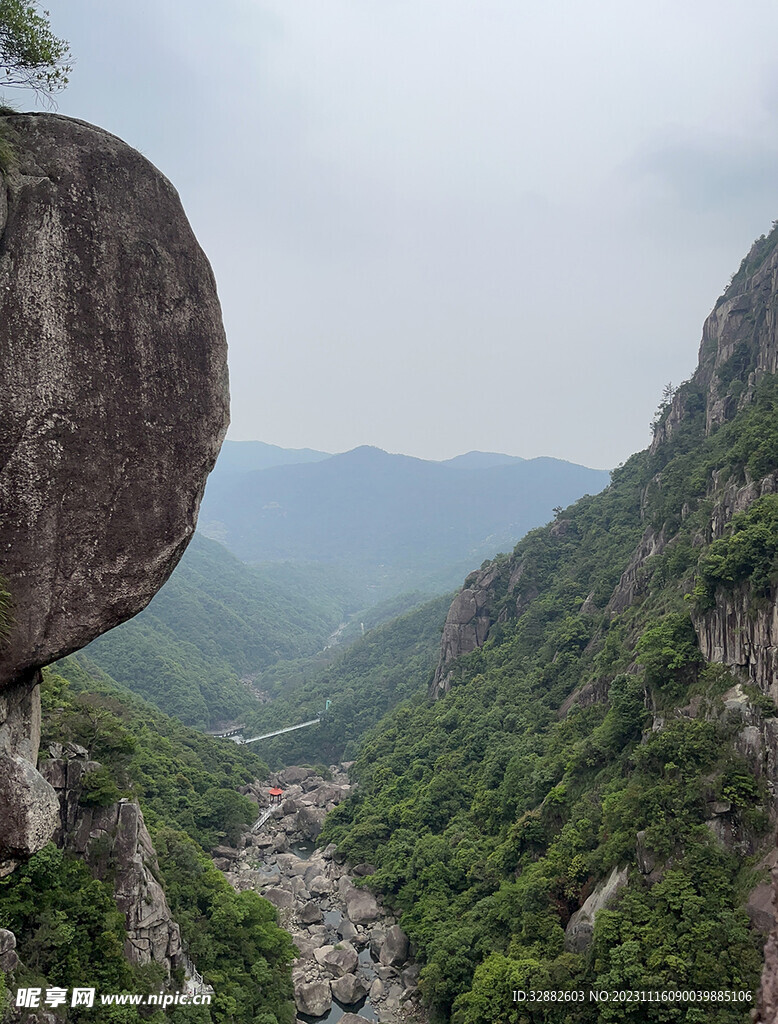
[[38, 1, 778, 468]]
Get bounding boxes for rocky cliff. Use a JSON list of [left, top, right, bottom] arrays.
[[426, 226, 778, 1015], [40, 743, 185, 974], [0, 112, 229, 873]]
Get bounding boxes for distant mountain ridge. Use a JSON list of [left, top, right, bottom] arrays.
[[216, 439, 330, 473], [200, 443, 610, 592]]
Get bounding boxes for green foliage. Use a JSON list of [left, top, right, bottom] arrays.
[[48, 657, 266, 849], [592, 842, 762, 1023], [0, 843, 163, 1009], [2, 660, 298, 1023], [86, 535, 368, 728], [694, 495, 778, 610], [0, 0, 71, 96], [79, 764, 121, 807], [243, 592, 452, 766], [636, 614, 702, 690]]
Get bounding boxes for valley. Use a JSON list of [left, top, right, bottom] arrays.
[[6, 108, 778, 1024]]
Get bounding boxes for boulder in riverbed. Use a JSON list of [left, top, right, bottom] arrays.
[[346, 888, 380, 925], [293, 978, 331, 1017], [299, 903, 322, 925], [308, 875, 333, 895], [316, 942, 358, 977], [331, 972, 370, 1005], [263, 887, 295, 910], [296, 805, 327, 840], [379, 924, 409, 967]]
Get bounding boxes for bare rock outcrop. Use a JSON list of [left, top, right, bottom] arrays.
[[695, 585, 778, 701], [40, 744, 184, 974], [0, 112, 228, 869], [564, 865, 629, 953], [606, 526, 666, 615], [429, 562, 505, 697], [654, 233, 778, 452], [0, 928, 19, 972]]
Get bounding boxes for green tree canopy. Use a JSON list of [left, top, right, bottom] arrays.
[[0, 1, 71, 96]]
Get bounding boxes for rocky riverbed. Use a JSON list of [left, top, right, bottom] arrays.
[[215, 765, 427, 1024]]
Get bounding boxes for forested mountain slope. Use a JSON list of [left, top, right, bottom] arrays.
[[0, 654, 295, 1023], [322, 225, 778, 1023], [85, 534, 364, 728]]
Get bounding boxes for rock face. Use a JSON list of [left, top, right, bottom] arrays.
[[0, 928, 19, 972], [0, 112, 229, 869], [40, 744, 184, 973], [696, 583, 778, 700], [429, 562, 506, 697], [564, 865, 629, 953]]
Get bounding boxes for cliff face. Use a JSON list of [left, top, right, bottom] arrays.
[[0, 113, 229, 871], [656, 232, 778, 447], [426, 226, 778, 1016], [431, 229, 778, 696], [40, 743, 184, 974], [429, 561, 506, 697]]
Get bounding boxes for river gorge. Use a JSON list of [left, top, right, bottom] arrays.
[[214, 765, 426, 1024]]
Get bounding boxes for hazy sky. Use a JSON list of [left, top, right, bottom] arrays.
[[34, 1, 778, 467]]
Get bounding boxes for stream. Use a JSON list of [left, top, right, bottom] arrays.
[[219, 766, 425, 1024]]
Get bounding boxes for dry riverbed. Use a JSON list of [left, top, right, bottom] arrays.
[[214, 765, 427, 1024]]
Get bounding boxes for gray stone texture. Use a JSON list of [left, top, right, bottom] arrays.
[[0, 112, 228, 867], [40, 749, 184, 974]]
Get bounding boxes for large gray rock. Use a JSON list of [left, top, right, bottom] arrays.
[[299, 903, 322, 926], [346, 887, 381, 925], [0, 750, 59, 874], [296, 805, 327, 840], [331, 972, 370, 1005], [294, 978, 331, 1017], [279, 766, 314, 786], [0, 928, 18, 972], [338, 1015, 374, 1024], [317, 942, 358, 977], [0, 112, 228, 866], [308, 875, 334, 895], [337, 918, 359, 943], [263, 887, 295, 910], [429, 564, 502, 697], [379, 924, 409, 967]]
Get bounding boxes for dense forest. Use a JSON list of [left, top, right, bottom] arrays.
[[0, 656, 296, 1024]]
